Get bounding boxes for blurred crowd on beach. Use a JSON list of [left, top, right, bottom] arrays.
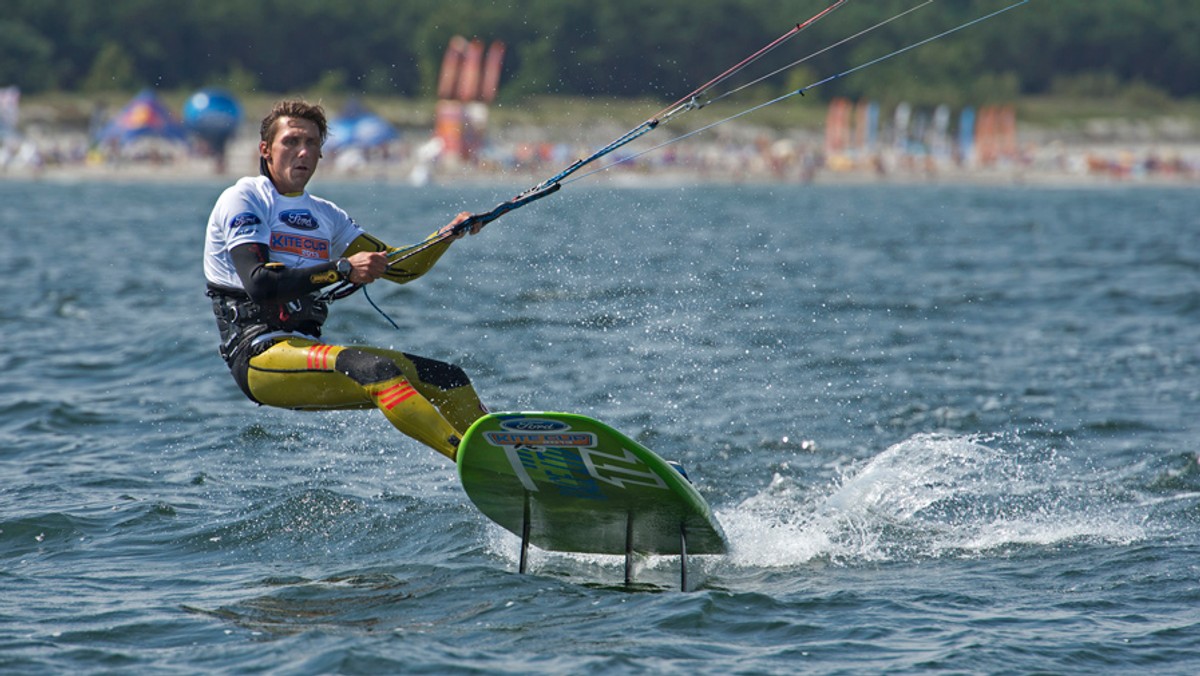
[[0, 85, 1195, 187]]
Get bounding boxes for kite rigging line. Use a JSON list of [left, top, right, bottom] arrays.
[[569, 0, 1030, 183], [324, 0, 1030, 302]]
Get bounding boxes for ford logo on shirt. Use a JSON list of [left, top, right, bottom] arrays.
[[279, 209, 319, 230], [228, 212, 262, 230]]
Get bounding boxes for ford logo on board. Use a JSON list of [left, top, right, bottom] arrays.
[[500, 418, 570, 432]]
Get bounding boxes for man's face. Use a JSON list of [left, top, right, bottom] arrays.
[[260, 116, 322, 194]]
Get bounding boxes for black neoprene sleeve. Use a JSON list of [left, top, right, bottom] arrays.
[[230, 242, 337, 304]]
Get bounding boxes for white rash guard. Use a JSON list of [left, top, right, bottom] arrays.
[[203, 175, 364, 291]]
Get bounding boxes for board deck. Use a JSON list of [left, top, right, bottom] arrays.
[[457, 412, 728, 559]]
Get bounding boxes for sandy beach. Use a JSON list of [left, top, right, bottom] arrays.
[[3, 115, 1197, 188]]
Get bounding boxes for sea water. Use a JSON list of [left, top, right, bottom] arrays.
[[2, 178, 1198, 674]]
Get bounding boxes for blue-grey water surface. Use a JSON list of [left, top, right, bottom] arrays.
[[2, 178, 1199, 674]]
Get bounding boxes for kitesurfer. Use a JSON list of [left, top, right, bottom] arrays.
[[203, 99, 486, 460]]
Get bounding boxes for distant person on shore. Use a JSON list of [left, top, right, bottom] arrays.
[[202, 99, 487, 460]]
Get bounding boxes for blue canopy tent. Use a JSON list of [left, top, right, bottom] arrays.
[[325, 100, 398, 152], [183, 88, 242, 172], [183, 89, 241, 144], [96, 90, 187, 146]]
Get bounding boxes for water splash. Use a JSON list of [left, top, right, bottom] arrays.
[[720, 433, 1147, 568]]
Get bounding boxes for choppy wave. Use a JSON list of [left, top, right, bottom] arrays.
[[5, 181, 1200, 673]]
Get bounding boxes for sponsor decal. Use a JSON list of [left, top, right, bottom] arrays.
[[486, 425, 669, 497], [506, 445, 606, 501], [270, 232, 330, 259], [485, 431, 594, 447], [578, 446, 668, 490], [279, 209, 319, 230], [500, 418, 571, 432], [227, 212, 262, 230]]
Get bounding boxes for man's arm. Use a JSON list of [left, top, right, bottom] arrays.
[[341, 212, 476, 285], [230, 242, 342, 303]]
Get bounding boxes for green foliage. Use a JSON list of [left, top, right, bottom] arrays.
[[1051, 72, 1124, 100], [0, 0, 1194, 105], [222, 63, 261, 95], [1119, 80, 1172, 109], [0, 19, 57, 91], [82, 42, 139, 93], [312, 70, 350, 97]]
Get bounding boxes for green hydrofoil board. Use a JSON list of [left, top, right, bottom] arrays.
[[457, 412, 728, 576]]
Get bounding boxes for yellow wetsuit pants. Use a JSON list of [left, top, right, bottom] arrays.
[[241, 336, 486, 460]]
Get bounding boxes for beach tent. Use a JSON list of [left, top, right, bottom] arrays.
[[96, 89, 186, 145], [182, 88, 241, 145], [325, 100, 398, 151], [183, 88, 242, 172]]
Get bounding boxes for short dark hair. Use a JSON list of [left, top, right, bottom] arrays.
[[259, 99, 328, 146]]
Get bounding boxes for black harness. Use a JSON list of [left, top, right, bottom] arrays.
[[206, 283, 329, 363]]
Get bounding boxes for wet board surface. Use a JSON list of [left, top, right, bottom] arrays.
[[457, 412, 727, 556]]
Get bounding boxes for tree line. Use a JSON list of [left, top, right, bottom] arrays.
[[2, 0, 1194, 107]]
